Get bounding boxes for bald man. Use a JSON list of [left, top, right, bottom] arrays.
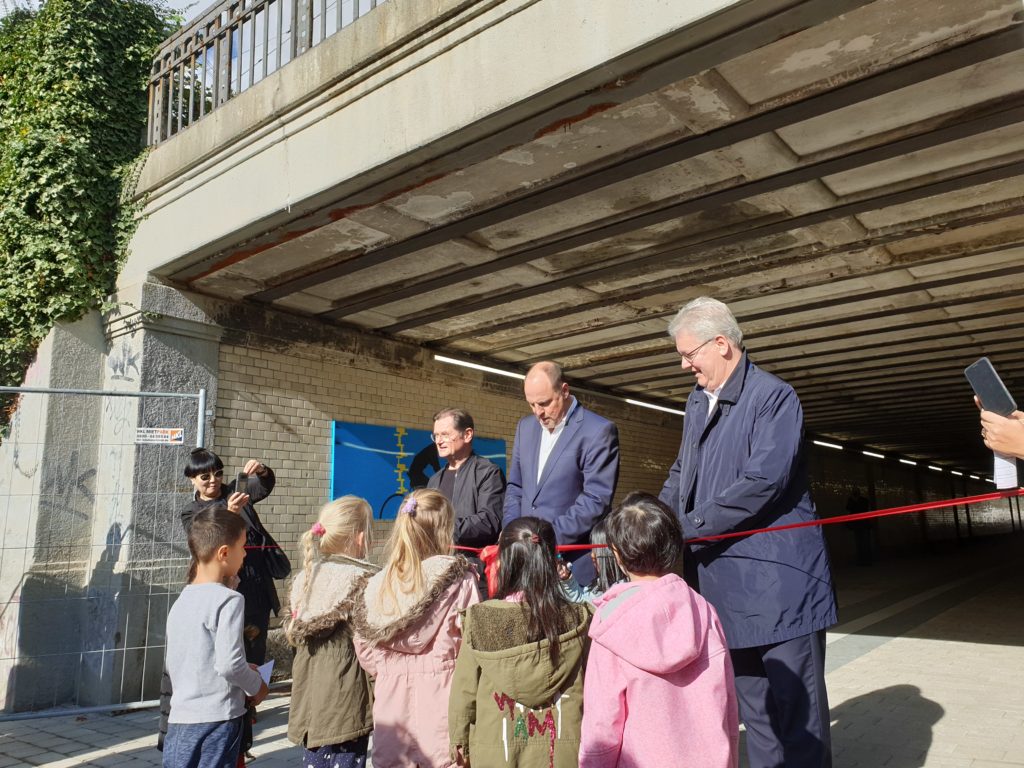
[[502, 361, 620, 584]]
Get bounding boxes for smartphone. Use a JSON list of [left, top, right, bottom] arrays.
[[236, 472, 249, 495], [965, 357, 1017, 416]]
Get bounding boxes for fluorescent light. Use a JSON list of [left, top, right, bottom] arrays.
[[899, 459, 917, 466], [951, 471, 963, 477], [625, 398, 685, 416], [434, 355, 524, 380], [862, 450, 885, 459], [987, 478, 995, 484], [928, 465, 943, 472], [970, 475, 980, 480], [813, 440, 843, 450]]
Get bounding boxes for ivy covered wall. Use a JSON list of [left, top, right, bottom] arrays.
[[0, 0, 170, 394]]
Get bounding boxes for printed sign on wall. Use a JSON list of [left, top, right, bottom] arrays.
[[331, 421, 507, 519], [135, 427, 184, 444]]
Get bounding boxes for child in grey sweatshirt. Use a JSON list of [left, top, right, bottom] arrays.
[[164, 506, 269, 768]]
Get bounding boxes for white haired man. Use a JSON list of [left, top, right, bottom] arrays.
[[659, 297, 837, 768]]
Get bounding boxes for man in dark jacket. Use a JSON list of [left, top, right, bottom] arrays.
[[659, 297, 837, 768], [427, 408, 505, 549]]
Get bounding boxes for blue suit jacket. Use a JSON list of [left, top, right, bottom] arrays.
[[659, 353, 837, 649], [502, 402, 619, 584]]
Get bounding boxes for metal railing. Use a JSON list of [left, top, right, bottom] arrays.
[[148, 0, 387, 145]]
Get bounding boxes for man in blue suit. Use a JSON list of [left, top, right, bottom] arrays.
[[659, 297, 836, 768], [502, 361, 619, 585]]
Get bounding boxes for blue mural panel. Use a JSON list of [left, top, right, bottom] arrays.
[[330, 421, 507, 518]]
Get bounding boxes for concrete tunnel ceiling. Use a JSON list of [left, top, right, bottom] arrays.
[[169, 0, 1024, 476]]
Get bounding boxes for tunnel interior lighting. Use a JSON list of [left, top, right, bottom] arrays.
[[434, 354, 525, 380], [951, 470, 963, 477], [812, 440, 843, 450], [899, 459, 917, 466], [862, 450, 885, 459], [625, 398, 685, 416], [970, 475, 980, 480], [928, 465, 943, 472]]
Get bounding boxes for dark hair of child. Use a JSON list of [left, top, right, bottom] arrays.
[[605, 492, 683, 576], [187, 504, 247, 564], [589, 517, 625, 592], [496, 517, 573, 667], [183, 448, 224, 479]]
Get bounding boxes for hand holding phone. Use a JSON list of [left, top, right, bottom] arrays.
[[965, 357, 1017, 416]]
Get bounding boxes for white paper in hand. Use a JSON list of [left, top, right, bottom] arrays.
[[994, 452, 1018, 490], [257, 660, 274, 685]]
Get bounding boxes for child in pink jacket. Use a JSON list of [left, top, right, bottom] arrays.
[[580, 492, 738, 768], [351, 489, 480, 768]]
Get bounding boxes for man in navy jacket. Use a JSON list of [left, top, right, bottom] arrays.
[[503, 361, 619, 584], [659, 297, 837, 768]]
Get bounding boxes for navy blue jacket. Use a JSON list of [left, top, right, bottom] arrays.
[[659, 353, 836, 649], [503, 401, 619, 584]]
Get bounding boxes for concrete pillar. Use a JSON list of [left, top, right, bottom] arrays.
[[78, 280, 222, 707]]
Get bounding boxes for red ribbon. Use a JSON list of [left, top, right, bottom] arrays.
[[454, 488, 1024, 594]]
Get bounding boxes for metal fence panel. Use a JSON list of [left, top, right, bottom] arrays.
[[0, 388, 202, 713]]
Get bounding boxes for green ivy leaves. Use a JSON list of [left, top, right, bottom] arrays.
[[0, 0, 171, 394]]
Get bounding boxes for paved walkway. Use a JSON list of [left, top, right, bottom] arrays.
[[1, 534, 1022, 767]]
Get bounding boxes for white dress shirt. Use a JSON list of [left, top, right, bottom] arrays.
[[705, 386, 723, 424], [537, 397, 578, 482]]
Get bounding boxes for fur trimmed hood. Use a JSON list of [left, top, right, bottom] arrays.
[[351, 554, 472, 650], [287, 557, 378, 644]]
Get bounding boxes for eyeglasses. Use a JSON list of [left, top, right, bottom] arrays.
[[431, 431, 465, 443], [681, 338, 715, 364], [197, 470, 224, 482]]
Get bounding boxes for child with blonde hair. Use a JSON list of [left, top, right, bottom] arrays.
[[351, 488, 480, 768], [286, 496, 378, 768]]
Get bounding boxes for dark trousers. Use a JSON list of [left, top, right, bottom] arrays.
[[241, 608, 270, 756], [730, 630, 832, 768]]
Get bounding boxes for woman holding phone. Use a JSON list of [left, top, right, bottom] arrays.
[[181, 448, 289, 664]]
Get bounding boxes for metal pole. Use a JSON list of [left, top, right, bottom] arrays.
[[197, 388, 207, 448]]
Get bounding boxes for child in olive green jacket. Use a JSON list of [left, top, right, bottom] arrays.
[[449, 517, 592, 768], [286, 497, 378, 767]]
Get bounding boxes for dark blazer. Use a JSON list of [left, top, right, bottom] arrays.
[[502, 401, 619, 584], [659, 353, 837, 649], [427, 451, 505, 548]]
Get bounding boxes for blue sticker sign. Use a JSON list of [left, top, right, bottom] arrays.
[[330, 421, 507, 518]]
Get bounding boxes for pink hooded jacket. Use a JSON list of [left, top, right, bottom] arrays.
[[351, 555, 480, 768], [579, 574, 738, 768]]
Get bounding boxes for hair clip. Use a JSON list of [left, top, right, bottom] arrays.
[[529, 534, 540, 544], [401, 498, 418, 517], [311, 522, 326, 537]]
